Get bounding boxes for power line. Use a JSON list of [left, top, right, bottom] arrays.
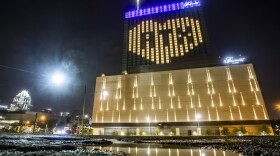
[[0, 64, 36, 75]]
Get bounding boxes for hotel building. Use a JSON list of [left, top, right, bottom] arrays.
[[92, 0, 272, 136]]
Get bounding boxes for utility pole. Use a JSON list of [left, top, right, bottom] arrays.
[[33, 113, 38, 133], [81, 85, 87, 135]]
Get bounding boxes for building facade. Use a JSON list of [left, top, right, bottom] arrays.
[[92, 0, 272, 136], [92, 64, 271, 135], [122, 0, 210, 73]]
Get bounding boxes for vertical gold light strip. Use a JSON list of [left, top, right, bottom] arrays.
[[106, 100, 109, 111], [178, 96, 181, 109], [152, 97, 154, 110], [150, 20, 153, 32], [172, 19, 179, 57], [262, 105, 268, 119], [154, 22, 159, 64], [216, 107, 220, 121], [198, 94, 202, 108], [151, 48, 155, 62], [238, 106, 243, 120], [181, 18, 186, 32], [252, 105, 258, 120], [207, 107, 211, 121], [176, 18, 180, 28], [229, 106, 234, 120], [226, 68, 236, 93], [140, 98, 143, 110], [141, 21, 145, 33], [253, 79, 259, 91], [190, 43, 193, 50], [195, 20, 203, 43], [146, 41, 150, 60], [183, 36, 189, 53], [169, 33, 174, 57], [142, 49, 145, 58], [232, 93, 237, 106], [165, 46, 170, 63], [137, 24, 141, 56], [219, 93, 223, 107], [190, 18, 198, 46], [167, 19, 171, 29], [116, 100, 119, 110], [249, 80, 254, 92], [163, 22, 167, 30], [146, 19, 149, 32], [248, 66, 260, 91], [240, 92, 246, 106], [227, 81, 232, 93], [185, 17, 190, 27], [179, 44, 184, 56], [170, 97, 174, 109], [128, 30, 132, 51], [133, 27, 136, 54], [159, 35, 164, 64], [118, 110, 120, 122], [254, 91, 260, 105], [159, 97, 162, 110], [95, 110, 98, 122], [211, 94, 215, 107]]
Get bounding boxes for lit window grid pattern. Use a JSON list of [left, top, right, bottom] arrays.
[[93, 64, 269, 123], [125, 0, 201, 19], [126, 15, 204, 68]]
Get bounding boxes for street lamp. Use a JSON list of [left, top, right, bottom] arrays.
[[196, 114, 202, 135], [146, 117, 151, 136], [51, 72, 65, 86]]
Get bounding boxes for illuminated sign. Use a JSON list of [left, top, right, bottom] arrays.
[[224, 57, 246, 64], [125, 0, 201, 19]]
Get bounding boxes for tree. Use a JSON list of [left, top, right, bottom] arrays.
[[221, 127, 230, 136], [206, 128, 212, 136], [112, 130, 118, 136], [240, 126, 247, 134], [259, 124, 271, 135]]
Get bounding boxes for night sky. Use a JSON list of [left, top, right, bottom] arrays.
[[0, 0, 279, 119]]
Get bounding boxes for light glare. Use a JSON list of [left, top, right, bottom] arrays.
[[51, 73, 65, 85]]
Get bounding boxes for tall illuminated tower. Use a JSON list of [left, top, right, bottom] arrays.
[[122, 0, 210, 73]]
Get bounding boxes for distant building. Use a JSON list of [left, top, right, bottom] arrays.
[[9, 90, 32, 111]]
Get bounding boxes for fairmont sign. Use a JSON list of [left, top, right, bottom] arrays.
[[183, 1, 200, 7], [224, 57, 246, 64]]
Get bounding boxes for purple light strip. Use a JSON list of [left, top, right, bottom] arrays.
[[125, 0, 201, 19]]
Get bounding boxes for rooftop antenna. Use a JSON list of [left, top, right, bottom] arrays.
[[137, 0, 140, 10]]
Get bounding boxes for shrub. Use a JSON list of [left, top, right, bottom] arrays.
[[206, 128, 212, 136], [112, 130, 118, 136], [221, 127, 230, 136]]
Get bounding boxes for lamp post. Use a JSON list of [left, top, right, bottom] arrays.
[[146, 117, 151, 136], [81, 85, 87, 135], [196, 114, 202, 136]]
